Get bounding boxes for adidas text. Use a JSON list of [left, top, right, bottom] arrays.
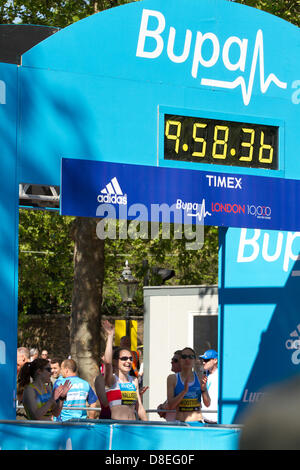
[[97, 193, 127, 205]]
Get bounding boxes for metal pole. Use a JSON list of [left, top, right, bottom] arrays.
[[125, 301, 130, 338]]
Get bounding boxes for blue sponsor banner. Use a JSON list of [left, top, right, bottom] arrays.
[[0, 420, 240, 450], [62, 157, 299, 232], [219, 227, 300, 424]]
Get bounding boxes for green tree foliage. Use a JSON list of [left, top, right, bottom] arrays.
[[18, 210, 74, 320], [236, 1, 300, 27], [103, 223, 219, 316], [18, 211, 219, 319], [0, 0, 137, 27]]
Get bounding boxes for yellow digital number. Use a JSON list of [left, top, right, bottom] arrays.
[[192, 123, 207, 157], [212, 125, 229, 159], [240, 128, 255, 161], [259, 131, 273, 164], [165, 120, 181, 154]]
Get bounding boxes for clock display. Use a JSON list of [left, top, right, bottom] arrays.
[[164, 114, 278, 170]]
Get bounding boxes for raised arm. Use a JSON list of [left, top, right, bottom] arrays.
[[102, 319, 115, 388]]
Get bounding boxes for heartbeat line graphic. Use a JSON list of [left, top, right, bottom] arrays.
[[187, 199, 211, 222], [201, 29, 287, 106]]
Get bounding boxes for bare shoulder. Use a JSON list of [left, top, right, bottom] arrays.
[[23, 384, 34, 397], [22, 384, 36, 405], [167, 373, 177, 385]]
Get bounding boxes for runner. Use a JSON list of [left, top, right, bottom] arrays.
[[166, 347, 210, 422], [19, 358, 71, 421], [102, 320, 148, 421]]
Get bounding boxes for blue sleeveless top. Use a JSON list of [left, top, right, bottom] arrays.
[[174, 372, 202, 412], [24, 383, 53, 419]]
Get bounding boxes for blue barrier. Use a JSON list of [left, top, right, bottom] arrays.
[[0, 420, 241, 450]]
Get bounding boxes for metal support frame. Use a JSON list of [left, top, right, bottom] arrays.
[[19, 183, 60, 209]]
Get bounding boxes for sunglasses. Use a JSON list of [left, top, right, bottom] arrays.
[[181, 354, 196, 360], [119, 356, 133, 362], [171, 358, 179, 363], [202, 358, 212, 363], [44, 367, 52, 372]]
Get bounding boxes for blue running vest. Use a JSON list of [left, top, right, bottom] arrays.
[[174, 372, 202, 412]]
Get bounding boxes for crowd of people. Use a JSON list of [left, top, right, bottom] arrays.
[[16, 320, 218, 424]]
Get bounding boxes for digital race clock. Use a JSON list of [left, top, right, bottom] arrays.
[[164, 114, 278, 170]]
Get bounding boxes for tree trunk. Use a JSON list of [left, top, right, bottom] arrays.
[[70, 217, 105, 385]]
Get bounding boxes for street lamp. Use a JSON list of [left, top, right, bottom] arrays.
[[118, 260, 138, 336]]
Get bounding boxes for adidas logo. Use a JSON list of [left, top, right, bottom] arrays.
[[285, 324, 300, 350], [286, 324, 300, 365], [97, 177, 127, 205], [289, 324, 300, 339]]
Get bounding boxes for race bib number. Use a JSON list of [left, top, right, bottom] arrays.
[[179, 398, 200, 411], [121, 390, 137, 406]]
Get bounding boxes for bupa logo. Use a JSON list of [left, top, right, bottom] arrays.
[[237, 229, 300, 273], [97, 177, 127, 205], [136, 9, 287, 106], [176, 198, 211, 222]]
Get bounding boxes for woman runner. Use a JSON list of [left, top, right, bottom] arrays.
[[102, 320, 148, 421], [19, 358, 71, 420], [166, 347, 210, 422]]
